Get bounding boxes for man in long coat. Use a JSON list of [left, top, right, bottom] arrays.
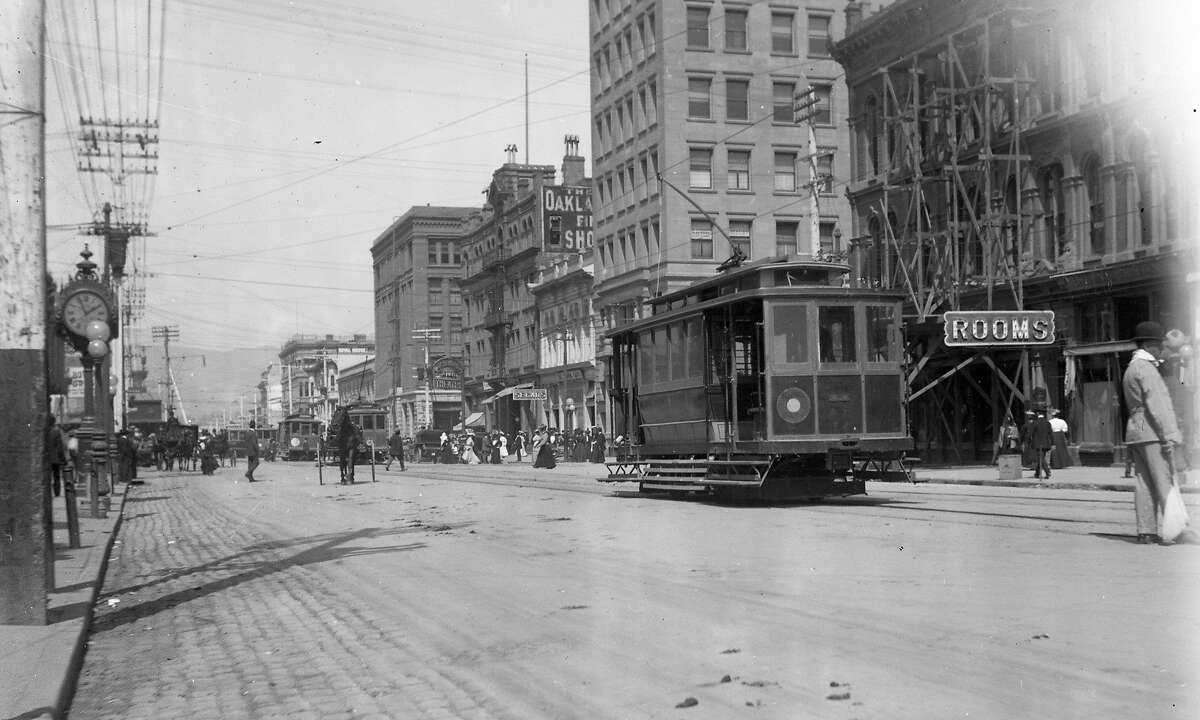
[[1122, 320, 1184, 544]]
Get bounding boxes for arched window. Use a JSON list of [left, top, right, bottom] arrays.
[[1004, 176, 1020, 272], [865, 96, 880, 175], [867, 214, 882, 285], [1081, 155, 1104, 256], [1038, 164, 1065, 260], [1128, 133, 1155, 246]]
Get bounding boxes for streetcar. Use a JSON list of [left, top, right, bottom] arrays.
[[278, 412, 324, 461], [256, 424, 277, 461], [327, 401, 390, 463], [601, 256, 913, 501]]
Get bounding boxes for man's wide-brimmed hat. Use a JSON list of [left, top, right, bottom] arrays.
[[1132, 320, 1164, 342]]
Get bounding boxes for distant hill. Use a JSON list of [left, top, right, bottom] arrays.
[[138, 346, 278, 427]]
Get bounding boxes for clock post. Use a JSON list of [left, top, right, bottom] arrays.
[[56, 247, 119, 519]]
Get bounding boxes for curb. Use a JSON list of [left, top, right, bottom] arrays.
[[54, 484, 129, 720], [916, 477, 1200, 494]]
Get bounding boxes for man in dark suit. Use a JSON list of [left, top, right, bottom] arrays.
[[1031, 411, 1054, 479], [244, 421, 260, 482]]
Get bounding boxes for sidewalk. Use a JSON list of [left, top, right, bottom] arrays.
[[1, 484, 126, 720], [913, 463, 1200, 493]]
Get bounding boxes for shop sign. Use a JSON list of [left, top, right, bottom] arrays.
[[543, 185, 593, 251], [943, 310, 1056, 347], [429, 357, 463, 390], [513, 388, 548, 401]]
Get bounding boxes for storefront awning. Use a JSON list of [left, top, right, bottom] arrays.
[[481, 382, 532, 404], [463, 411, 485, 428], [1064, 341, 1136, 357]]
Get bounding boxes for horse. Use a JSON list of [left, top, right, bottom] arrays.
[[331, 410, 362, 484]]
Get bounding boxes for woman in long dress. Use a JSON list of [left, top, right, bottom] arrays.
[[532, 428, 556, 469], [1049, 409, 1072, 469]]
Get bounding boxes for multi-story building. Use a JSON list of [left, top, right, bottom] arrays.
[[255, 363, 285, 429], [371, 206, 478, 436], [589, 0, 854, 429], [461, 140, 592, 435], [528, 247, 598, 430], [277, 333, 374, 427], [833, 0, 1197, 463]]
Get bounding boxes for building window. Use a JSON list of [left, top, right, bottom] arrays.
[[815, 149, 834, 193], [428, 241, 439, 265], [771, 12, 794, 54], [1039, 164, 1065, 260], [689, 147, 713, 189], [807, 14, 831, 57], [729, 219, 752, 258], [773, 81, 795, 123], [811, 83, 832, 125], [819, 221, 837, 255], [728, 149, 751, 190], [774, 151, 797, 191], [775, 221, 798, 256], [1082, 155, 1105, 256], [726, 79, 749, 121], [724, 9, 747, 51], [687, 6, 709, 48], [690, 219, 714, 258], [688, 77, 711, 119]]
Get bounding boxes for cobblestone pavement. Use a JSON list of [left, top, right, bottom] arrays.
[[69, 470, 525, 720], [68, 463, 1200, 719]]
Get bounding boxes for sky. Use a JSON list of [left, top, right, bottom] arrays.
[[44, 0, 591, 358]]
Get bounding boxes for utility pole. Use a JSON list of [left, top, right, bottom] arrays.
[[794, 84, 826, 258], [151, 325, 184, 422], [0, 0, 49, 625], [413, 327, 441, 428]]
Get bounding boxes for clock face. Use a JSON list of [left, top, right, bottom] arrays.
[[62, 289, 110, 335]]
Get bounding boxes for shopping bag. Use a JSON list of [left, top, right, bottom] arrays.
[[1160, 482, 1189, 543]]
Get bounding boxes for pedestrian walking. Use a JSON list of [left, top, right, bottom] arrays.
[[116, 429, 133, 484], [1049, 409, 1072, 469], [1030, 411, 1053, 479], [45, 414, 67, 498], [1122, 320, 1186, 544], [589, 427, 607, 463], [513, 431, 526, 462], [243, 421, 260, 482], [532, 426, 556, 469], [1020, 410, 1036, 468], [386, 430, 406, 471], [489, 432, 502, 465]]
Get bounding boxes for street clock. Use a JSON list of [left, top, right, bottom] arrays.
[[56, 279, 118, 354]]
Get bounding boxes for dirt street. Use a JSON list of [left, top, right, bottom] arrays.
[[70, 462, 1200, 719]]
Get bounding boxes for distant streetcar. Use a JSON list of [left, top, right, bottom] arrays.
[[601, 257, 913, 501], [323, 401, 390, 464], [278, 412, 324, 461]]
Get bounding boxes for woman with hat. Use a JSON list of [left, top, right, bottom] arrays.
[[1122, 320, 1185, 544]]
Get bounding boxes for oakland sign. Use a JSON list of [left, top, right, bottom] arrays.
[[543, 185, 593, 251], [943, 310, 1056, 347]]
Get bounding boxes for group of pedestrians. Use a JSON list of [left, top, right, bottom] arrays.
[[418, 425, 608, 470], [996, 408, 1072, 479]]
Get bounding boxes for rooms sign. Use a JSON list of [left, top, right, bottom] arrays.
[[943, 310, 1056, 347]]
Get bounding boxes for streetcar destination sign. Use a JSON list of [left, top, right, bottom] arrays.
[[512, 388, 548, 401], [943, 310, 1056, 347]]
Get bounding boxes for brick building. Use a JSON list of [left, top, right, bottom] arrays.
[[589, 0, 855, 430]]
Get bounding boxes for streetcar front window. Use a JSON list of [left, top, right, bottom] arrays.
[[771, 303, 808, 364], [819, 306, 856, 363]]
